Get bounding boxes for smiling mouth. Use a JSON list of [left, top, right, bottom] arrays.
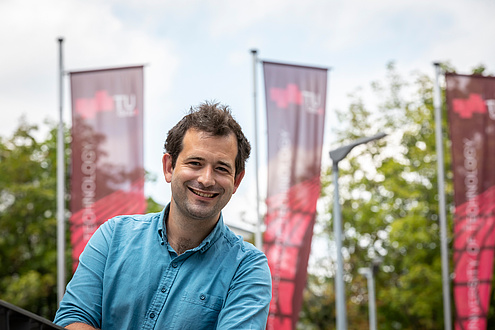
[[189, 187, 219, 198]]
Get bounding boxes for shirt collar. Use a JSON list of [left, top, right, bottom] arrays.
[[157, 203, 225, 254], [157, 204, 169, 245]]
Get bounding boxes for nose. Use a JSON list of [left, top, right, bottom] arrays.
[[197, 166, 215, 187]]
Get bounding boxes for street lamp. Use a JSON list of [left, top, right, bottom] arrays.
[[329, 132, 387, 330], [359, 257, 382, 330]]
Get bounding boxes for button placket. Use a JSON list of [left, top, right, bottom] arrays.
[[142, 259, 181, 329]]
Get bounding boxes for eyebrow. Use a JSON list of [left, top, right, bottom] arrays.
[[218, 160, 234, 172]]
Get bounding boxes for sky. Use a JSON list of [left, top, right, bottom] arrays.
[[1, 0, 494, 234]]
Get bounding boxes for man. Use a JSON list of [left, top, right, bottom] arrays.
[[54, 102, 272, 329]]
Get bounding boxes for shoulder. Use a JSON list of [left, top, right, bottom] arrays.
[[103, 211, 161, 231], [110, 211, 161, 224], [93, 211, 163, 244], [220, 225, 269, 267], [222, 225, 258, 252]]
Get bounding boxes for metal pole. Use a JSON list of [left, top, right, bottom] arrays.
[[57, 37, 66, 305], [332, 161, 347, 330], [330, 133, 386, 330], [433, 62, 452, 330], [359, 267, 377, 330], [251, 49, 262, 250], [369, 269, 377, 330]]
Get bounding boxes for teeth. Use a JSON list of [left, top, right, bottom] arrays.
[[191, 188, 215, 198]]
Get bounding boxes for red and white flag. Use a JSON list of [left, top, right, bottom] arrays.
[[262, 61, 328, 329], [69, 66, 146, 271], [446, 73, 495, 330]]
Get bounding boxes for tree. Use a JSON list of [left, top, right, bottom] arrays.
[[300, 62, 459, 329], [0, 118, 163, 320], [0, 118, 70, 319]]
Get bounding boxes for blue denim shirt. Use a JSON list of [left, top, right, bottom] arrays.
[[54, 205, 272, 329]]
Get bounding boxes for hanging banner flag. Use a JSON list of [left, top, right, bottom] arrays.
[[69, 66, 146, 271], [262, 61, 328, 329], [446, 73, 495, 330]]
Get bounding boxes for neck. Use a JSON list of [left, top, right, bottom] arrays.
[[166, 208, 218, 255]]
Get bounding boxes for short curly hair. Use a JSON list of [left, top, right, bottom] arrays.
[[164, 101, 251, 177]]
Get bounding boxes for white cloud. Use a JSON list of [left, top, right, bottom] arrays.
[[0, 0, 179, 135], [1, 0, 495, 220]]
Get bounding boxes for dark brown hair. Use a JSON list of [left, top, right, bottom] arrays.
[[164, 101, 251, 177]]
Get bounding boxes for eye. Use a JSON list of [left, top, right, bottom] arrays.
[[188, 161, 201, 166], [216, 166, 230, 174]]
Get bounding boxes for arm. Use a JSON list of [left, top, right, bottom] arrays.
[[54, 221, 114, 328], [65, 322, 99, 330], [216, 250, 272, 329]]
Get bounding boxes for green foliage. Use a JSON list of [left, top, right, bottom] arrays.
[[299, 273, 336, 329], [0, 118, 163, 320], [144, 170, 165, 213], [146, 196, 164, 213], [300, 62, 459, 329], [0, 118, 70, 318]]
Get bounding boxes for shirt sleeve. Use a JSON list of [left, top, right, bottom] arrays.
[[53, 220, 115, 328], [216, 249, 272, 329]]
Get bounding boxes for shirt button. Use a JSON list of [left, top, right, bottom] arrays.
[[200, 294, 206, 300], [150, 313, 155, 319], [172, 262, 178, 268], [161, 287, 166, 293]]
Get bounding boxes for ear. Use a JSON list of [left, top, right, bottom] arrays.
[[232, 170, 245, 194], [162, 153, 173, 183]]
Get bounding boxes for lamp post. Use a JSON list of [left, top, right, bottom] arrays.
[[359, 257, 382, 330], [330, 132, 387, 330], [57, 37, 65, 305]]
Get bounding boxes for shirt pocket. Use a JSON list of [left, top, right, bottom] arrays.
[[171, 291, 224, 329]]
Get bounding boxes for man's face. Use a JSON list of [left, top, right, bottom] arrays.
[[163, 129, 244, 224]]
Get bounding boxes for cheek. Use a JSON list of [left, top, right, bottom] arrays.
[[168, 166, 194, 183], [218, 176, 236, 191]]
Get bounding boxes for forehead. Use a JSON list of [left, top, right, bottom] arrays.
[[180, 129, 238, 162]]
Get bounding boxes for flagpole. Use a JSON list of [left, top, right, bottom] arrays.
[[433, 62, 452, 330], [251, 49, 262, 250], [57, 37, 66, 305]]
